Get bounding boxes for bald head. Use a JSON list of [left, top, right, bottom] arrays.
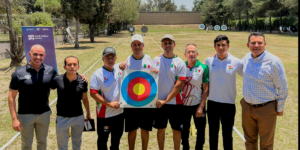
[[30, 44, 45, 53]]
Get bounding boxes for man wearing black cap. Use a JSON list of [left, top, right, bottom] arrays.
[[90, 47, 124, 150]]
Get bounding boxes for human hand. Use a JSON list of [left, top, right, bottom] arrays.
[[151, 69, 159, 74], [79, 74, 88, 82], [107, 101, 120, 109], [119, 61, 126, 71], [195, 107, 204, 118], [209, 52, 217, 58], [277, 111, 284, 116], [12, 119, 23, 132], [156, 100, 166, 108]]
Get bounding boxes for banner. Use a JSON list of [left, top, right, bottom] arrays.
[[22, 26, 58, 72], [120, 69, 158, 108]]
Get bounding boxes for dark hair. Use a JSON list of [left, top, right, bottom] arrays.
[[214, 35, 230, 45], [64, 56, 79, 66], [248, 32, 265, 43]]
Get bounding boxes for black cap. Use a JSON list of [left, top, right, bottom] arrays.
[[103, 47, 116, 57]]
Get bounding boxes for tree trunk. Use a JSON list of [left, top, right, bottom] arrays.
[[269, 16, 272, 33], [255, 17, 258, 32], [246, 8, 249, 31], [89, 23, 95, 43], [74, 18, 79, 48], [239, 12, 241, 31], [280, 10, 282, 27], [5, 0, 24, 67]]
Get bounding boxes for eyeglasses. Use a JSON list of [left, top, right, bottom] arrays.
[[249, 42, 264, 46]]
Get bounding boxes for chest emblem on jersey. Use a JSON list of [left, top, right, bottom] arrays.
[[118, 72, 122, 77], [24, 75, 31, 79], [194, 69, 201, 75], [127, 64, 130, 69], [104, 76, 108, 82], [171, 64, 176, 69], [156, 61, 160, 66], [228, 65, 233, 71], [143, 64, 150, 69]]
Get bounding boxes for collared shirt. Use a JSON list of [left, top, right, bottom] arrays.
[[90, 64, 123, 118], [182, 59, 209, 106], [51, 73, 87, 117], [242, 50, 288, 112], [125, 54, 154, 71], [156, 54, 186, 105], [9, 63, 57, 114], [204, 53, 243, 104]]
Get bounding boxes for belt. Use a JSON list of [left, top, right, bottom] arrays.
[[245, 100, 274, 107]]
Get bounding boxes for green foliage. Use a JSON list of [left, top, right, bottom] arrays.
[[34, 0, 62, 17], [111, 0, 140, 24], [178, 4, 188, 11]]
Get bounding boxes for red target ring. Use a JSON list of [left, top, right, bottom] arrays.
[[127, 77, 151, 101]]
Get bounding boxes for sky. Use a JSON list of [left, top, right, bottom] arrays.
[[174, 0, 194, 11]]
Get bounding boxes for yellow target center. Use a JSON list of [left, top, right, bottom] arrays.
[[133, 83, 145, 95]]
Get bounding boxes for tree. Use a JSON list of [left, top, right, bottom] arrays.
[[34, 0, 62, 17], [0, 0, 27, 14], [61, 0, 100, 46], [178, 4, 187, 11], [111, 0, 139, 24], [23, 0, 42, 13], [193, 0, 205, 11], [4, 0, 25, 67], [192, 0, 199, 11]]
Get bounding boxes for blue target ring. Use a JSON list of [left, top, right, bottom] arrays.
[[214, 25, 220, 31], [221, 25, 227, 30], [199, 24, 205, 29], [121, 71, 157, 107]]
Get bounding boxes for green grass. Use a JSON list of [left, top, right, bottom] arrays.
[[0, 25, 298, 150]]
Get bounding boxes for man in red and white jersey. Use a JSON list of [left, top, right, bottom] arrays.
[[119, 34, 158, 150], [153, 34, 186, 150], [90, 47, 124, 150]]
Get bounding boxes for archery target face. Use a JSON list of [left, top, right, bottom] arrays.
[[214, 25, 220, 31], [199, 24, 205, 29], [221, 25, 227, 30], [121, 71, 158, 107]]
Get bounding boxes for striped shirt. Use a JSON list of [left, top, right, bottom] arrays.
[[242, 50, 288, 112]]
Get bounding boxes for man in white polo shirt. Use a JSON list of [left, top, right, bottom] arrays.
[[204, 35, 243, 150], [181, 43, 209, 150], [90, 47, 124, 150], [119, 34, 158, 150], [153, 34, 186, 150]]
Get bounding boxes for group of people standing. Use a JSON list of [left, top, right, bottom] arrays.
[[8, 32, 288, 150]]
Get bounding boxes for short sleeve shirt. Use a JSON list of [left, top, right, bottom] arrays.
[[204, 53, 243, 104], [9, 63, 57, 114], [90, 64, 123, 118], [182, 60, 209, 106], [126, 54, 154, 71], [157, 55, 186, 105], [51, 74, 87, 117], [152, 56, 161, 70]]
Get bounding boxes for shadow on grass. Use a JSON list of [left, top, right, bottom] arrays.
[[263, 32, 298, 37], [79, 41, 109, 43], [56, 46, 95, 50], [0, 66, 15, 73]]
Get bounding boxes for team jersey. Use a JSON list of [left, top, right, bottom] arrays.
[[182, 60, 209, 106], [157, 54, 186, 105], [204, 53, 243, 104], [126, 54, 154, 71], [152, 56, 161, 70], [90, 64, 123, 118]]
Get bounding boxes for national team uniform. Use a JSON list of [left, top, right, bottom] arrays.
[[90, 64, 124, 150], [181, 60, 209, 150], [124, 54, 155, 132], [152, 56, 161, 70], [153, 54, 186, 131], [204, 53, 243, 150]]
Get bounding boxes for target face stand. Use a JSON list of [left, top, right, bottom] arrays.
[[120, 70, 158, 108], [290, 25, 297, 33], [128, 26, 135, 36], [141, 26, 148, 36], [214, 25, 220, 31], [208, 25, 213, 30], [199, 24, 205, 29], [221, 25, 227, 30]]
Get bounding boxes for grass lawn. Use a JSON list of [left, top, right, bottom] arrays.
[[0, 25, 298, 150]]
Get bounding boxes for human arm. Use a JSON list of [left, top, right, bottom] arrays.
[[119, 61, 126, 71], [156, 80, 185, 108], [82, 92, 91, 120], [196, 83, 209, 117], [90, 92, 120, 109], [272, 60, 288, 115], [8, 89, 22, 132]]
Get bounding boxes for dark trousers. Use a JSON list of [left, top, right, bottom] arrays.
[[181, 105, 206, 150], [97, 114, 124, 150], [207, 100, 236, 150]]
